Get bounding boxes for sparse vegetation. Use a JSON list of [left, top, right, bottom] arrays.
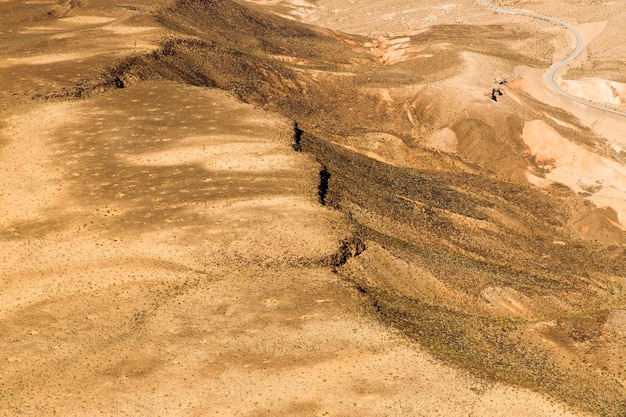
[[2, 0, 626, 415]]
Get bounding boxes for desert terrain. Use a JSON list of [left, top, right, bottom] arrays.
[[1, 0, 626, 416]]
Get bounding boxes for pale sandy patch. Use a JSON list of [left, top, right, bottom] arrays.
[[21, 25, 59, 32], [481, 286, 536, 320], [288, 0, 486, 35], [607, 310, 626, 337], [0, 53, 86, 67], [244, 0, 316, 20], [121, 140, 296, 171], [543, 112, 580, 131], [0, 103, 75, 227], [578, 20, 607, 44], [559, 77, 626, 109], [422, 127, 458, 153], [513, 65, 626, 146], [522, 120, 626, 227], [525, 171, 553, 188], [102, 25, 158, 35], [365, 34, 435, 65], [587, 191, 626, 231], [288, 0, 317, 19], [368, 36, 411, 64], [510, 67, 548, 100], [59, 15, 117, 25], [340, 132, 413, 166]]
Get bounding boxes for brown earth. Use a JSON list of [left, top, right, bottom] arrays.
[[1, 0, 626, 416]]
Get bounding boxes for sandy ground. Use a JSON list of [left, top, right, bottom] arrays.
[[0, 79, 592, 416], [522, 119, 626, 228], [1, 0, 626, 415]]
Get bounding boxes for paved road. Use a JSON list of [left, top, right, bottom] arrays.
[[479, 0, 626, 117]]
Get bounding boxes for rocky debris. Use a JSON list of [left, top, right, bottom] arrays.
[[490, 79, 507, 101]]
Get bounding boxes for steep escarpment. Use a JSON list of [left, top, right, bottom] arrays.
[[301, 133, 626, 415]]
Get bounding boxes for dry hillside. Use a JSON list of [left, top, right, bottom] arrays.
[[1, 0, 626, 416]]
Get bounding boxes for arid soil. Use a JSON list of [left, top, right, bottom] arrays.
[[1, 0, 626, 416]]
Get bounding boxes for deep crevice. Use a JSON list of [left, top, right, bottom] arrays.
[[318, 164, 330, 206], [292, 121, 303, 152], [327, 236, 367, 270], [113, 77, 125, 89]]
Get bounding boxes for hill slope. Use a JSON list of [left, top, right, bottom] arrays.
[[1, 0, 626, 415]]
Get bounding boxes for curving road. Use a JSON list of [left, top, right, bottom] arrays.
[[479, 0, 626, 117]]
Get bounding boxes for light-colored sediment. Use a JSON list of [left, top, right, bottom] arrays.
[[559, 77, 626, 109], [512, 65, 626, 146], [523, 119, 626, 228]]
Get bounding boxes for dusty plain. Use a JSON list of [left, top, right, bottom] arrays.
[[1, 0, 626, 416]]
